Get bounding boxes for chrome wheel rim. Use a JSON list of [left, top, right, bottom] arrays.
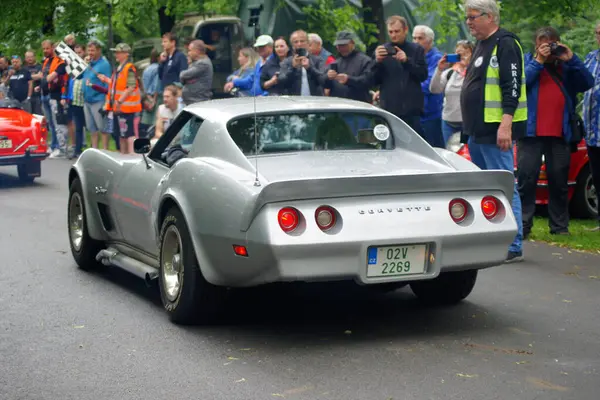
[[161, 225, 183, 302], [585, 174, 598, 214], [69, 193, 84, 252]]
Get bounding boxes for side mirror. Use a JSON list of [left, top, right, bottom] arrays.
[[134, 137, 151, 154]]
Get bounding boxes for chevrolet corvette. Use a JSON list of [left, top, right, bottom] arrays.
[[67, 96, 518, 324]]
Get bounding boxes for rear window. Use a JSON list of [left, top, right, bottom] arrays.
[[227, 112, 394, 155]]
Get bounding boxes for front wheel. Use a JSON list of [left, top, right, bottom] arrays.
[[68, 177, 104, 270], [410, 269, 478, 305], [158, 207, 227, 325]]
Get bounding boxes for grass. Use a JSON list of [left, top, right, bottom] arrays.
[[51, 131, 118, 152], [529, 217, 600, 254]]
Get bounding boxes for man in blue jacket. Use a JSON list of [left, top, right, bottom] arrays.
[[517, 27, 594, 238], [79, 40, 112, 150], [413, 25, 444, 147]]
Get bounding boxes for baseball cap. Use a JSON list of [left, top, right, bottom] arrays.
[[110, 43, 131, 53], [254, 35, 274, 47], [334, 31, 354, 46]]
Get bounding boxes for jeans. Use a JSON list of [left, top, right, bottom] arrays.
[[41, 95, 57, 150], [421, 118, 445, 148], [468, 137, 523, 253], [71, 105, 86, 156], [517, 137, 571, 234], [441, 120, 463, 146]]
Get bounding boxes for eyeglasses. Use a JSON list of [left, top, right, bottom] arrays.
[[466, 13, 487, 21]]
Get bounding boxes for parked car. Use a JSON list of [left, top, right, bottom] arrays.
[[446, 132, 598, 219], [0, 99, 49, 182], [67, 96, 519, 325]]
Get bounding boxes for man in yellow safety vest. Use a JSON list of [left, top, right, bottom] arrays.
[[460, 0, 527, 263]]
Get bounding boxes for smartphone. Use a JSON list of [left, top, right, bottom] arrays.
[[329, 62, 338, 72], [384, 43, 397, 56], [446, 54, 460, 63], [295, 48, 308, 57]]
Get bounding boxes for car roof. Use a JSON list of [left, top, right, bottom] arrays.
[[184, 96, 382, 123]]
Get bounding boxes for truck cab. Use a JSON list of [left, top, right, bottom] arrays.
[[172, 13, 247, 98]]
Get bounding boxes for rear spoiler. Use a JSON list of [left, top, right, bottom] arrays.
[[239, 169, 515, 231]]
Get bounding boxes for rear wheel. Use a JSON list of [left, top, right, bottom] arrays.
[[570, 164, 598, 219], [158, 207, 227, 325], [410, 269, 478, 305], [68, 178, 104, 270], [17, 161, 39, 183]]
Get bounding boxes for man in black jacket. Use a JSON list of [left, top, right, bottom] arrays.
[[277, 30, 326, 96], [324, 31, 374, 103], [372, 15, 428, 135], [460, 0, 526, 263]]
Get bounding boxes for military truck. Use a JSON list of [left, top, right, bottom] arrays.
[[134, 13, 248, 98], [132, 38, 162, 71]]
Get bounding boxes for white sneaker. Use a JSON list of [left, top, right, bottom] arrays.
[[48, 149, 61, 158]]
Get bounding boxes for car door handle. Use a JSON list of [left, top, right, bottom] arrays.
[[95, 186, 107, 194]]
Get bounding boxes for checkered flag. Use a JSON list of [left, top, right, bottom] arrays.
[[55, 41, 88, 78]]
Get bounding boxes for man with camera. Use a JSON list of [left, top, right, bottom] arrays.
[[518, 27, 594, 238], [324, 31, 374, 103], [372, 16, 428, 135], [277, 30, 326, 96]]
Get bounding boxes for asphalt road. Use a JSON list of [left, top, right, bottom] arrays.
[[1, 159, 599, 400]]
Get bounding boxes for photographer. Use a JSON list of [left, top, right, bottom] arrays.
[[518, 27, 594, 238], [277, 30, 326, 96], [323, 31, 374, 103], [372, 16, 427, 135]]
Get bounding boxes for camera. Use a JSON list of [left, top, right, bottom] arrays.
[[550, 42, 567, 57], [295, 48, 308, 57], [446, 54, 460, 63], [384, 43, 397, 56]]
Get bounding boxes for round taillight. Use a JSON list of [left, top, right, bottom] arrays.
[[481, 196, 499, 219], [315, 206, 336, 231], [449, 198, 468, 223], [278, 207, 299, 232]]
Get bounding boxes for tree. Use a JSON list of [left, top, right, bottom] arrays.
[[416, 0, 599, 56]]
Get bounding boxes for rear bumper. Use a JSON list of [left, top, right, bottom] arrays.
[[0, 150, 48, 166], [237, 230, 513, 287]]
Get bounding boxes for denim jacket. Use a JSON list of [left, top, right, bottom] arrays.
[[583, 49, 600, 147]]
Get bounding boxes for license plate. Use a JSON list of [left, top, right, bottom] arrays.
[[367, 244, 427, 278], [0, 140, 12, 149]]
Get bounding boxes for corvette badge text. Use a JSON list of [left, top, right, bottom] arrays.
[[358, 206, 431, 215]]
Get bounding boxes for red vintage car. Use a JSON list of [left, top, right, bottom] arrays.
[[0, 99, 49, 182], [447, 133, 598, 219]]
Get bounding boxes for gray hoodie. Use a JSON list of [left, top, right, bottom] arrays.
[[179, 56, 213, 105]]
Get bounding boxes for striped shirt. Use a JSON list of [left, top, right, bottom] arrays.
[[583, 49, 600, 147]]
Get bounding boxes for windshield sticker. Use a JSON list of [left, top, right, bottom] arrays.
[[373, 124, 390, 141]]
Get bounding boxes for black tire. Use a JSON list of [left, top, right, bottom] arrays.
[[68, 178, 104, 270], [570, 164, 598, 219], [17, 163, 35, 183], [410, 269, 478, 305], [158, 207, 227, 325]]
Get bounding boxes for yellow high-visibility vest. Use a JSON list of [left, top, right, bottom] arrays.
[[483, 39, 527, 123]]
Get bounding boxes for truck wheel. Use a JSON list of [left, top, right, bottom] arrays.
[[570, 164, 598, 219], [410, 269, 478, 305], [159, 207, 227, 325], [68, 177, 104, 270]]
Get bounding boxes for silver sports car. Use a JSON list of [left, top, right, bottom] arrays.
[[67, 96, 518, 325]]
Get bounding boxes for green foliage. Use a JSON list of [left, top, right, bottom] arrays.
[[0, 0, 240, 58], [300, 0, 379, 52], [416, 0, 600, 57], [415, 0, 466, 46]]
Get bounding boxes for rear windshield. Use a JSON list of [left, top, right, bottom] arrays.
[[227, 112, 394, 155]]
